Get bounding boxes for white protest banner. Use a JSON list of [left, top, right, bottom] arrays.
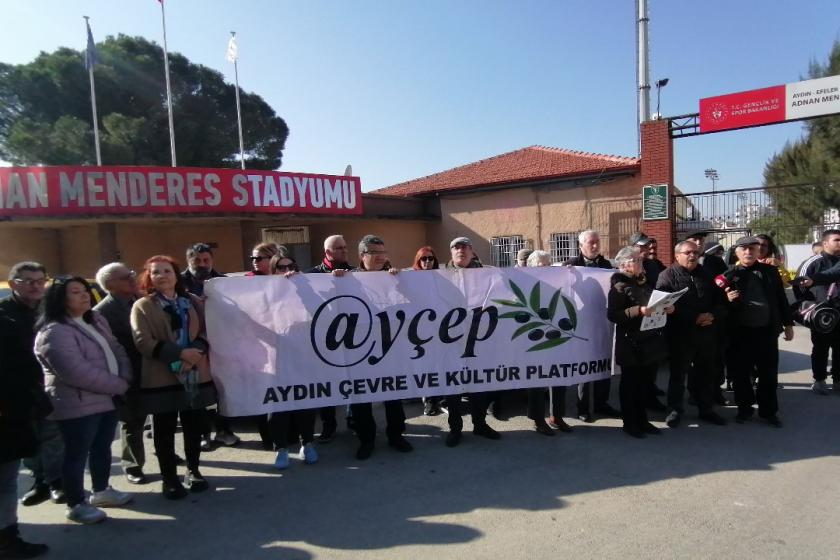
[[204, 266, 614, 415]]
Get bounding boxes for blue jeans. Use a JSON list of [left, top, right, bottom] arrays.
[[56, 411, 118, 507]]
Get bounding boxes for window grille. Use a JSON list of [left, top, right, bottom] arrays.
[[489, 235, 526, 267], [549, 232, 580, 263]]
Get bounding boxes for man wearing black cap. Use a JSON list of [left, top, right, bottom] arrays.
[[629, 233, 663, 289], [442, 237, 501, 447], [725, 236, 794, 427], [656, 241, 728, 427], [565, 230, 620, 421]]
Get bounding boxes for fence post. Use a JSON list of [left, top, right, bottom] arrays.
[[640, 119, 676, 265]]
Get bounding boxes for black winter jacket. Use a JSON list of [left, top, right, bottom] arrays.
[[607, 272, 668, 367]]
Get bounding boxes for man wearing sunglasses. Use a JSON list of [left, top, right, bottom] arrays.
[[0, 262, 53, 556], [656, 241, 728, 428], [306, 235, 355, 443]]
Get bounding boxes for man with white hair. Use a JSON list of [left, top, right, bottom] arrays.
[[564, 230, 620, 422], [93, 263, 147, 485], [306, 235, 356, 442]]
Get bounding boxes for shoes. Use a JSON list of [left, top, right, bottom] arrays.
[[594, 404, 621, 418], [763, 415, 783, 428], [578, 413, 595, 423], [162, 480, 188, 500], [698, 410, 728, 426], [534, 419, 555, 436], [713, 391, 729, 406], [89, 486, 131, 507], [735, 410, 754, 424], [49, 486, 65, 504], [665, 410, 681, 428], [273, 448, 290, 470], [200, 436, 213, 452], [124, 467, 147, 485], [445, 431, 462, 448], [184, 470, 209, 493], [423, 400, 441, 416], [213, 430, 240, 447], [812, 380, 830, 395], [548, 416, 573, 433], [388, 436, 414, 453], [301, 443, 319, 464], [0, 523, 49, 558], [20, 482, 50, 507], [356, 442, 374, 461], [65, 503, 107, 524], [622, 426, 646, 439], [472, 423, 501, 440], [641, 422, 662, 435], [317, 426, 336, 443]]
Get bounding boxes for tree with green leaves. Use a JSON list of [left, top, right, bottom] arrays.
[[758, 41, 840, 244], [0, 34, 288, 169]]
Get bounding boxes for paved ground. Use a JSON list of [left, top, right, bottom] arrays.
[[15, 326, 840, 559]]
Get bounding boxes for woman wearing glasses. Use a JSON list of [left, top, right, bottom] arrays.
[[247, 242, 287, 276], [267, 254, 319, 469], [34, 277, 133, 524], [411, 247, 444, 416], [130, 256, 217, 500]]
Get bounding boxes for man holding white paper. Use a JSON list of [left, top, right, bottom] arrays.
[[656, 241, 728, 428]]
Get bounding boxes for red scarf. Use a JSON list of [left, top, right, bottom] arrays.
[[322, 256, 335, 270]]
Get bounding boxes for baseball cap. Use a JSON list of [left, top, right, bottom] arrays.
[[628, 232, 651, 246]]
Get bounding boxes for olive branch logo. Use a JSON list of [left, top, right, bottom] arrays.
[[491, 279, 587, 352]]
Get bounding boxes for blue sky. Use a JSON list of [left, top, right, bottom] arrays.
[[1, 0, 838, 193]]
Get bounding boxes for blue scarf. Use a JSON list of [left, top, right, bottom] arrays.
[[157, 294, 199, 406]]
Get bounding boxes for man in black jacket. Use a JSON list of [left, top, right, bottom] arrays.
[[565, 230, 621, 421], [306, 235, 355, 442], [656, 241, 728, 427], [725, 237, 794, 426], [793, 229, 840, 395], [0, 262, 50, 557], [94, 263, 148, 485]]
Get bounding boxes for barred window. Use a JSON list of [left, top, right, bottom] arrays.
[[489, 235, 526, 267], [549, 232, 580, 263]]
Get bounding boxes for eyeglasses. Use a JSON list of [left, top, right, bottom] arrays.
[[679, 251, 700, 256], [420, 256, 436, 262], [116, 270, 137, 281], [364, 250, 388, 256], [250, 256, 269, 262], [13, 277, 48, 287]]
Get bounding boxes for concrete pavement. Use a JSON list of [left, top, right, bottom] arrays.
[[15, 326, 840, 559]]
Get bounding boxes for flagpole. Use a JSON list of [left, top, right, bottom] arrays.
[[159, 0, 177, 167], [83, 16, 102, 166], [230, 31, 245, 170]]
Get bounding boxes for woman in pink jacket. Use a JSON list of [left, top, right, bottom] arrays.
[[34, 277, 132, 525]]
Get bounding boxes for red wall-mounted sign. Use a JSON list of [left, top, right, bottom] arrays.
[[0, 166, 363, 217], [699, 75, 840, 133]]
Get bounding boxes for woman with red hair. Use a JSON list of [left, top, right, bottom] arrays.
[[412, 247, 443, 415], [130, 256, 216, 500]]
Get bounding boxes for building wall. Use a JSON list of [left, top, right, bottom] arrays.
[[308, 219, 428, 269], [430, 174, 642, 265], [0, 226, 62, 278]]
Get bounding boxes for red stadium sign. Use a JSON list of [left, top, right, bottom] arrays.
[[0, 166, 363, 217], [700, 75, 840, 133]]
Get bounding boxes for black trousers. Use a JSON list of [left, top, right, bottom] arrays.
[[153, 409, 204, 482], [348, 401, 405, 443], [731, 326, 780, 418], [527, 386, 567, 420], [620, 364, 654, 429], [576, 378, 611, 414], [445, 393, 489, 432], [667, 329, 716, 413], [269, 410, 316, 448], [320, 406, 337, 434], [811, 329, 840, 382], [117, 395, 146, 471]]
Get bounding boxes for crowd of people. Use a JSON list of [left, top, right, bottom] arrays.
[[2, 226, 837, 557]]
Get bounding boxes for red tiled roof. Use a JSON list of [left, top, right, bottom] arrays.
[[373, 145, 640, 197]]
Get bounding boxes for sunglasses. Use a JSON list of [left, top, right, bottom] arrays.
[[274, 263, 298, 272], [420, 256, 436, 262], [250, 256, 270, 262]]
